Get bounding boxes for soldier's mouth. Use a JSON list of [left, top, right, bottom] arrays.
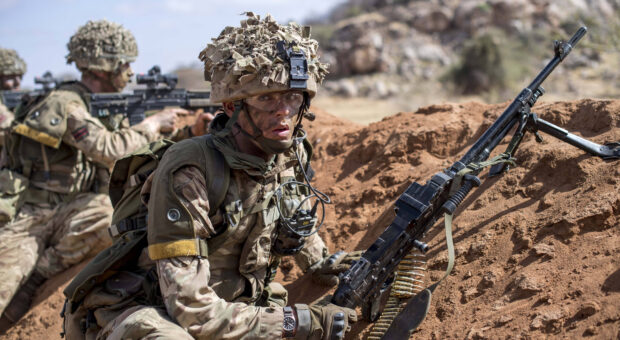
[[273, 125, 290, 137]]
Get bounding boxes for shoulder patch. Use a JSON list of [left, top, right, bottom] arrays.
[[71, 125, 89, 142]]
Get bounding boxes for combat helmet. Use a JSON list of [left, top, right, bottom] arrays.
[[199, 12, 328, 104], [66, 20, 138, 73], [0, 48, 27, 76]]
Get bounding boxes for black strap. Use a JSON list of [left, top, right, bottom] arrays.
[[109, 214, 148, 238]]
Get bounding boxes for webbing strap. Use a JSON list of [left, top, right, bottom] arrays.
[[449, 153, 516, 196]]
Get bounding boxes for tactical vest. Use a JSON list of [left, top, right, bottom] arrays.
[[3, 82, 105, 202], [64, 133, 313, 311]]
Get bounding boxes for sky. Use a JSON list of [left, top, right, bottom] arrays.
[[0, 0, 345, 88]]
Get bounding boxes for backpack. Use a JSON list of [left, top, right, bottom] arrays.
[[63, 134, 229, 308]]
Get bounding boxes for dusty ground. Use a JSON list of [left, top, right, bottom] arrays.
[[1, 99, 619, 339]]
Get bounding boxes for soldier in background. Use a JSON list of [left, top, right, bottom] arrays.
[[0, 20, 209, 330], [0, 47, 27, 146], [63, 13, 360, 340]]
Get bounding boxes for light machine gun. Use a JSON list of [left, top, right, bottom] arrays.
[[90, 65, 220, 126], [332, 27, 619, 338], [0, 71, 65, 110]]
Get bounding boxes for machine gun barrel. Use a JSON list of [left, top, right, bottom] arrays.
[[458, 27, 586, 167]]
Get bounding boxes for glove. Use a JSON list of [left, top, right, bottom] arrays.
[[310, 250, 363, 286], [294, 299, 357, 340]]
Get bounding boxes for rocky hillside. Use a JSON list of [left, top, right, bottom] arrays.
[[313, 0, 620, 103]]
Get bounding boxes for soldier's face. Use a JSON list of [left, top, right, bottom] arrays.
[[111, 63, 134, 91], [1, 75, 22, 90], [240, 90, 304, 141]]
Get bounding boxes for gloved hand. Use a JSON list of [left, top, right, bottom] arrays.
[[310, 250, 363, 286], [294, 299, 357, 340]]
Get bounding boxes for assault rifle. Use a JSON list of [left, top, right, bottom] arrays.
[[332, 27, 620, 338], [0, 71, 65, 110], [90, 65, 220, 126]]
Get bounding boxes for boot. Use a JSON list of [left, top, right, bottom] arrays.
[[0, 271, 47, 333]]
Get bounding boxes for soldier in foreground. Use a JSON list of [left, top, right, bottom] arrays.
[[0, 20, 209, 329], [0, 48, 27, 145], [64, 13, 360, 339]]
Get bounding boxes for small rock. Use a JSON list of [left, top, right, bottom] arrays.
[[532, 243, 555, 258], [496, 314, 513, 326], [465, 270, 473, 279], [530, 308, 565, 333], [512, 274, 544, 300], [583, 325, 597, 336], [481, 269, 501, 288], [462, 287, 479, 303], [467, 241, 489, 259], [576, 301, 600, 319], [466, 326, 490, 340]]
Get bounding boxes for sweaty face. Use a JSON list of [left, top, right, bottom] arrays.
[[110, 63, 134, 91], [1, 75, 22, 90], [240, 90, 304, 141]]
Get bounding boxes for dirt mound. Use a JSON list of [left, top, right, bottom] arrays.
[[2, 99, 619, 339]]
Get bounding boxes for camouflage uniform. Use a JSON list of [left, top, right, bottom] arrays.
[[0, 48, 27, 147], [0, 21, 160, 323], [64, 13, 356, 340]]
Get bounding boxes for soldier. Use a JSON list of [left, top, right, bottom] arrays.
[[0, 20, 209, 329], [63, 13, 360, 339], [0, 47, 27, 146]]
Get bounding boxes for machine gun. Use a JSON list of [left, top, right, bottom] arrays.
[[332, 27, 620, 339], [0, 71, 65, 110], [90, 65, 220, 126]]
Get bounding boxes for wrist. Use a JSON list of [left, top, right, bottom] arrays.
[[282, 306, 297, 338], [293, 304, 312, 340]]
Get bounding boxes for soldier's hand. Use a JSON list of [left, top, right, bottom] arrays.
[[190, 109, 215, 136], [309, 250, 363, 286], [294, 298, 357, 340], [142, 107, 186, 133]]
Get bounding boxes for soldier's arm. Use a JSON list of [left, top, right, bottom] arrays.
[[154, 166, 284, 339], [295, 232, 329, 272], [62, 94, 159, 168]]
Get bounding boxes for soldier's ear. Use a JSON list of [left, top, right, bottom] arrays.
[[222, 101, 235, 117]]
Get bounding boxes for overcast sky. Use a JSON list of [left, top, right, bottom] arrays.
[[0, 0, 344, 88]]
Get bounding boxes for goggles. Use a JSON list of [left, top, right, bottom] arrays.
[[243, 90, 304, 114]]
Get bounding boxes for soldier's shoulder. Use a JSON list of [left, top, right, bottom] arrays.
[[45, 89, 87, 108]]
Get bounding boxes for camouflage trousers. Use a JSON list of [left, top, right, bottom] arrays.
[[64, 280, 289, 340], [0, 192, 113, 315]]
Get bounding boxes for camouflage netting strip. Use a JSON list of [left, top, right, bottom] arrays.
[[198, 12, 328, 95], [66, 20, 138, 73], [0, 48, 27, 76]]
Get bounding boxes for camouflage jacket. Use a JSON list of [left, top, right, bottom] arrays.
[[147, 137, 327, 339], [1, 83, 159, 198]]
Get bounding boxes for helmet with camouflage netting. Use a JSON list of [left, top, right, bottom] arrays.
[[199, 12, 329, 104], [0, 48, 27, 76], [66, 20, 138, 73]]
